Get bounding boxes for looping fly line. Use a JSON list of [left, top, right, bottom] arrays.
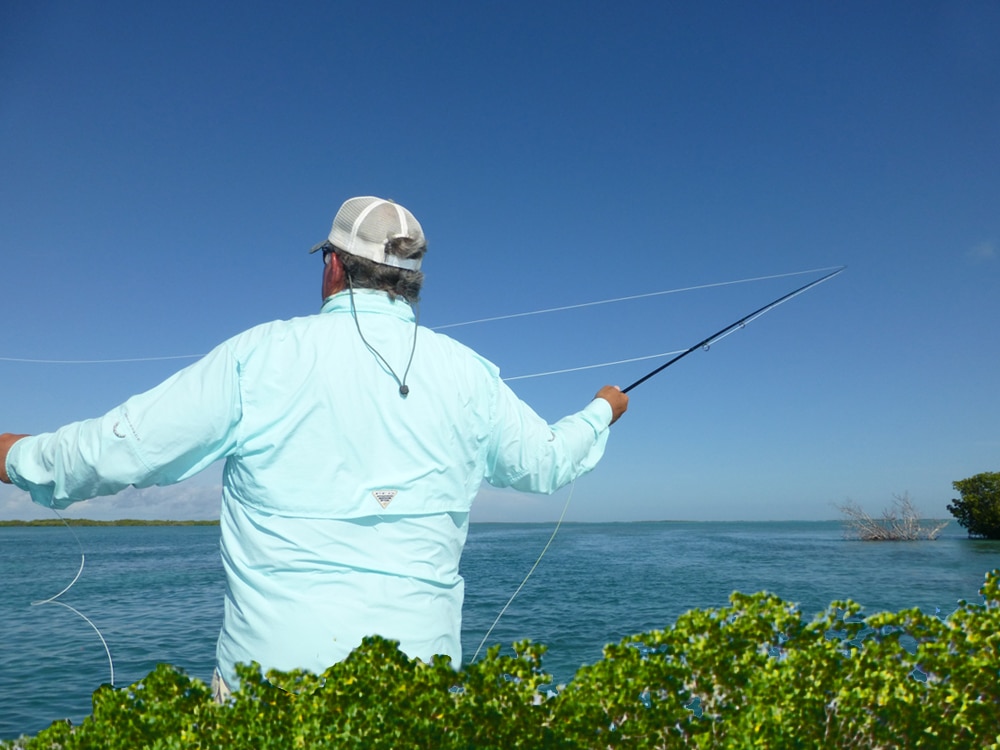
[[31, 511, 116, 686], [433, 265, 843, 330], [0, 266, 844, 381]]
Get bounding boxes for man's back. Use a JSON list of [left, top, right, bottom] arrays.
[[190, 288, 610, 687], [214, 289, 501, 686]]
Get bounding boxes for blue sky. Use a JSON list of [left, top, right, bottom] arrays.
[[1, 0, 997, 522]]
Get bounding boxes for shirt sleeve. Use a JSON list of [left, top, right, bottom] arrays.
[[6, 342, 243, 509], [484, 380, 612, 494]]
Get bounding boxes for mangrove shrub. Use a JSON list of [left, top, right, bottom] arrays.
[[6, 569, 999, 749], [948, 471, 1000, 539]]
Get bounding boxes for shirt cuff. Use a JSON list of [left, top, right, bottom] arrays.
[[5, 437, 28, 490], [581, 397, 614, 432]]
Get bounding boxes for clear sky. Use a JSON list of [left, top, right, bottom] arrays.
[[1, 0, 997, 523]]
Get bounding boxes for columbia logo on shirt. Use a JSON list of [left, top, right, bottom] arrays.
[[372, 490, 398, 509]]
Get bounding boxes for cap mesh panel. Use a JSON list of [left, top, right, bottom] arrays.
[[329, 197, 424, 266]]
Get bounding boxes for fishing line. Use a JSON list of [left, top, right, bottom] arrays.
[[503, 266, 845, 382], [471, 480, 576, 664], [0, 266, 841, 366], [434, 265, 844, 330], [504, 349, 687, 382], [0, 354, 202, 364], [30, 510, 115, 686], [622, 265, 846, 393]]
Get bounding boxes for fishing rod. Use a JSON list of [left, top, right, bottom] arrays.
[[622, 265, 846, 394]]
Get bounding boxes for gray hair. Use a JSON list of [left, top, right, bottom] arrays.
[[334, 235, 426, 304]]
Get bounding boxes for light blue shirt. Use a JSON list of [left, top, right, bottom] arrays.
[[8, 289, 613, 688]]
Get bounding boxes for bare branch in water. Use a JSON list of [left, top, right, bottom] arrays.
[[834, 493, 947, 541]]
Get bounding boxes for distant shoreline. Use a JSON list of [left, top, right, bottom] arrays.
[[0, 518, 958, 529], [0, 519, 220, 527]]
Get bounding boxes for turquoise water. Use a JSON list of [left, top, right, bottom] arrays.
[[1, 521, 997, 739]]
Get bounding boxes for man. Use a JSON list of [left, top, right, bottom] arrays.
[[0, 196, 628, 696]]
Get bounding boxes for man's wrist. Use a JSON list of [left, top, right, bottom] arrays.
[[0, 434, 30, 484]]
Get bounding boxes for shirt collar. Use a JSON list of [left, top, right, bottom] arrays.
[[320, 288, 416, 323]]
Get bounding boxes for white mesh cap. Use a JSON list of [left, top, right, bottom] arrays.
[[310, 196, 425, 271]]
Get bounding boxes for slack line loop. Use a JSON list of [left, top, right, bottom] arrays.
[[31, 511, 115, 687], [622, 266, 846, 394]]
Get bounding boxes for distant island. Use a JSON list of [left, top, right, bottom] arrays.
[[0, 519, 219, 527]]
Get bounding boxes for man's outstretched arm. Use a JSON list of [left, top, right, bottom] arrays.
[[1, 339, 243, 509], [484, 383, 629, 495]]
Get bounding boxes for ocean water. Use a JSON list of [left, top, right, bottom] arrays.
[[1, 521, 997, 740]]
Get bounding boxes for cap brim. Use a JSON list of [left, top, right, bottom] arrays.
[[309, 240, 333, 254]]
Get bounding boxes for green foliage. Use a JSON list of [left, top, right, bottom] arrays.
[[7, 571, 1000, 749], [948, 472, 1000, 539]]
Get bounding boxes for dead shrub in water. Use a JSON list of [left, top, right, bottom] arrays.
[[835, 493, 947, 541]]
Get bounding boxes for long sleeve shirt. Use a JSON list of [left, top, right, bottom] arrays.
[[7, 289, 613, 688]]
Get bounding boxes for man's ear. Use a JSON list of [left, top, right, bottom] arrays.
[[322, 252, 347, 298]]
